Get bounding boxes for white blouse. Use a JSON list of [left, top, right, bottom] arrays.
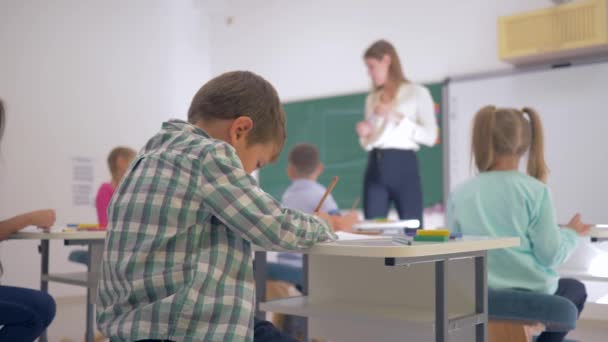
[[360, 83, 438, 151]]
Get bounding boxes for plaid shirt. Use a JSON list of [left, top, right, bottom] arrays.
[[96, 120, 336, 341]]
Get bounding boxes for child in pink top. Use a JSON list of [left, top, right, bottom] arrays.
[[96, 147, 136, 227], [69, 147, 135, 265], [96, 183, 114, 228]]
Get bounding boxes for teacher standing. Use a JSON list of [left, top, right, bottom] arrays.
[[357, 40, 438, 227]]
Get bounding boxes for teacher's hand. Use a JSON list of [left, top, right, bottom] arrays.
[[374, 102, 392, 116], [356, 121, 372, 138]]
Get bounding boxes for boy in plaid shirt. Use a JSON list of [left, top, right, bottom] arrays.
[[96, 71, 337, 342]]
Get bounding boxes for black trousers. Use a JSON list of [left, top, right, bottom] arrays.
[[135, 318, 298, 342], [537, 278, 587, 342], [363, 149, 424, 227]]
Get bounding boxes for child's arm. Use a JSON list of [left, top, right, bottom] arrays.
[[321, 194, 340, 216], [0, 209, 55, 241], [528, 189, 578, 268], [96, 185, 113, 227], [201, 146, 337, 250], [446, 197, 461, 234], [318, 194, 359, 232]]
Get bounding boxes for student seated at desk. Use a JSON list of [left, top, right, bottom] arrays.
[[96, 146, 136, 228], [0, 99, 56, 341], [68, 146, 135, 266], [267, 144, 359, 338], [271, 143, 358, 278], [282, 143, 358, 227], [447, 106, 590, 342], [96, 71, 338, 342]]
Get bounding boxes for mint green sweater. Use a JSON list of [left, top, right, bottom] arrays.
[[447, 171, 578, 294]]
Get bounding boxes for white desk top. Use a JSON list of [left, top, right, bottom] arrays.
[[301, 236, 520, 258], [590, 227, 608, 238], [9, 230, 107, 241]]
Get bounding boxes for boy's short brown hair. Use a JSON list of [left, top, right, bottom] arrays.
[[187, 71, 286, 149], [108, 147, 136, 177], [288, 143, 320, 177]]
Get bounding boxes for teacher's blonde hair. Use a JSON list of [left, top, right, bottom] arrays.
[[363, 40, 408, 100], [472, 106, 548, 182]]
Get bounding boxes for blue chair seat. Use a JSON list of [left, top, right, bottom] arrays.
[[266, 262, 303, 288], [489, 288, 578, 333], [68, 249, 90, 265]]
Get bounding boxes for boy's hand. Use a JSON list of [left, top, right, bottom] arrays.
[[26, 209, 56, 230], [564, 213, 591, 236], [314, 211, 335, 230], [334, 212, 360, 232]]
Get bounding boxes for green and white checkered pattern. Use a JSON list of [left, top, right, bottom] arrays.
[[96, 120, 335, 341]]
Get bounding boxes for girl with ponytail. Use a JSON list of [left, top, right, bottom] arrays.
[[449, 105, 589, 342]]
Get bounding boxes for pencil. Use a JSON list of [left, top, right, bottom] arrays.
[[351, 197, 360, 211], [314, 176, 339, 213]]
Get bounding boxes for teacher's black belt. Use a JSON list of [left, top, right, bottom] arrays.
[[370, 148, 404, 160]]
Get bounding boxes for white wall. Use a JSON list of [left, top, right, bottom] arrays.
[[0, 0, 211, 297], [208, 0, 552, 101]]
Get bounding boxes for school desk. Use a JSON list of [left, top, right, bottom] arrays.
[[590, 227, 608, 242], [9, 230, 106, 342], [254, 236, 520, 342]]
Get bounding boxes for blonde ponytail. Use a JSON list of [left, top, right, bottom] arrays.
[[522, 107, 549, 182], [472, 106, 497, 172]]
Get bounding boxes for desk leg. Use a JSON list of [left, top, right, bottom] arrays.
[[254, 251, 267, 321], [475, 252, 488, 342], [39, 240, 49, 342], [86, 243, 103, 342], [302, 254, 309, 342], [435, 259, 447, 342]]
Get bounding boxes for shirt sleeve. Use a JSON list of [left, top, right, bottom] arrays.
[[446, 195, 461, 234], [96, 185, 113, 227], [200, 144, 337, 250], [410, 86, 438, 147], [321, 194, 340, 216], [528, 188, 578, 268]]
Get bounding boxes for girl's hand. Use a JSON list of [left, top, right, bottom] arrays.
[[564, 213, 591, 236], [356, 121, 372, 138], [26, 209, 56, 230]]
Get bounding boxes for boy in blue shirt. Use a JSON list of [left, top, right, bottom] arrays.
[[268, 143, 358, 337], [269, 143, 358, 287], [282, 143, 358, 231]]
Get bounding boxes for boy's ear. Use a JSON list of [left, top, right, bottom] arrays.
[[316, 163, 324, 175], [229, 116, 254, 144], [287, 164, 296, 180]]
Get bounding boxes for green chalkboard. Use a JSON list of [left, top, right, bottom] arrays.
[[259, 82, 444, 210]]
